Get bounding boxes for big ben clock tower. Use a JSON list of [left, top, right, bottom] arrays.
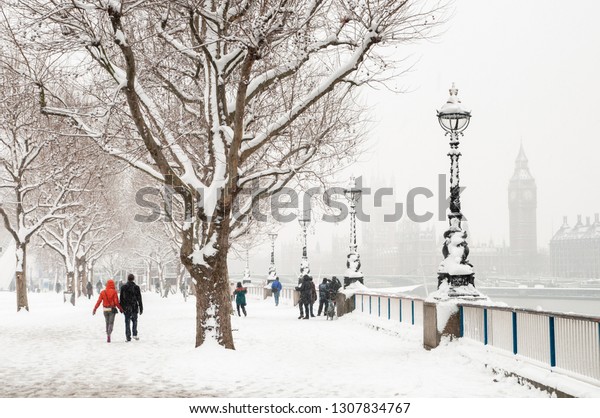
[[508, 144, 538, 275]]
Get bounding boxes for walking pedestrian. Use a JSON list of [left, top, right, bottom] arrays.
[[92, 279, 123, 343], [120, 273, 144, 342], [233, 282, 247, 316], [271, 277, 282, 306], [96, 279, 102, 295], [317, 278, 330, 316], [86, 281, 93, 299]]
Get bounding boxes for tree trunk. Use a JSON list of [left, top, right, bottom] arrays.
[[190, 248, 234, 349], [77, 257, 87, 298], [158, 265, 164, 297], [66, 270, 76, 306], [176, 263, 186, 290], [145, 264, 151, 292], [179, 194, 234, 349], [15, 243, 29, 312], [88, 264, 94, 292]]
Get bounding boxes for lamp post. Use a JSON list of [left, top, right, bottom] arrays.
[[436, 83, 480, 298], [268, 233, 278, 282], [298, 214, 311, 278], [243, 248, 251, 282], [343, 176, 363, 287]]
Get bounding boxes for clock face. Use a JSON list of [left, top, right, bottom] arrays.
[[524, 190, 533, 200]]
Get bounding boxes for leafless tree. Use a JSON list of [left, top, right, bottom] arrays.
[[0, 53, 84, 311], [40, 207, 122, 302], [8, 0, 444, 345]]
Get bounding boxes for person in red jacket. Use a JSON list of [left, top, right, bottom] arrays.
[[93, 279, 123, 343]]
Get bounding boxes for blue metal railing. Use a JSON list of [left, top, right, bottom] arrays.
[[460, 303, 600, 383]]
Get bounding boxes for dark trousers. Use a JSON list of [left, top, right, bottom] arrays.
[[124, 311, 138, 340], [318, 298, 328, 315], [302, 302, 310, 318], [237, 303, 247, 316], [103, 311, 116, 336]]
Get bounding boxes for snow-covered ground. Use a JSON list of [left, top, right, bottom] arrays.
[[0, 291, 555, 397]]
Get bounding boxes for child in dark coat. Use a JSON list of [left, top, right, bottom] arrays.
[[233, 282, 248, 316]]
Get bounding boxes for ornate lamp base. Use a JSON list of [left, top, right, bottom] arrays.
[[343, 276, 364, 288], [436, 273, 486, 300], [437, 273, 474, 288]]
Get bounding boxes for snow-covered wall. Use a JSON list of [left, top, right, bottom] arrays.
[[0, 239, 16, 290]]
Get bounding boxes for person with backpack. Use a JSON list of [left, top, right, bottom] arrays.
[[317, 278, 330, 316], [119, 273, 144, 342], [92, 279, 123, 343], [271, 277, 282, 306], [233, 282, 248, 316]]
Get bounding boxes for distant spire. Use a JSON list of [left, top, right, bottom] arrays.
[[510, 142, 535, 182], [515, 142, 528, 166]]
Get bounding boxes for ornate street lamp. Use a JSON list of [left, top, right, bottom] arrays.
[[298, 213, 311, 278], [267, 232, 278, 282], [436, 83, 480, 298], [343, 176, 364, 287], [242, 248, 251, 282]]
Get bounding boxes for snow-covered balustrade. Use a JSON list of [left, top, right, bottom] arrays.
[[459, 303, 600, 383], [352, 291, 424, 327], [241, 283, 297, 302], [278, 285, 296, 301], [245, 284, 266, 299]]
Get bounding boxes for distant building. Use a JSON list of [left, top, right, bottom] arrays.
[[549, 214, 600, 278], [468, 240, 511, 278], [508, 144, 538, 275]]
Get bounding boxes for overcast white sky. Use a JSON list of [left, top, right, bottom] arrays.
[[239, 0, 600, 271]]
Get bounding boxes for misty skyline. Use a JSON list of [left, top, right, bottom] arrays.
[[338, 0, 600, 249], [233, 0, 600, 275]]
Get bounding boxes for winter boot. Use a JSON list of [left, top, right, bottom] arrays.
[[107, 334, 111, 343]]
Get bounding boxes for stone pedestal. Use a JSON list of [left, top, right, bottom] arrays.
[[423, 301, 461, 350], [293, 289, 300, 306], [335, 292, 356, 317]]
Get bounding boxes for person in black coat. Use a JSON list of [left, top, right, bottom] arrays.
[[317, 278, 330, 316], [119, 273, 144, 342], [296, 275, 313, 320]]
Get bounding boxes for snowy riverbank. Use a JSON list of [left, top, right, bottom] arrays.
[[0, 291, 549, 398]]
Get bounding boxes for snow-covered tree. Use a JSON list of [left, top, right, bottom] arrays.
[[9, 0, 443, 344], [0, 53, 84, 311], [41, 208, 122, 302]]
